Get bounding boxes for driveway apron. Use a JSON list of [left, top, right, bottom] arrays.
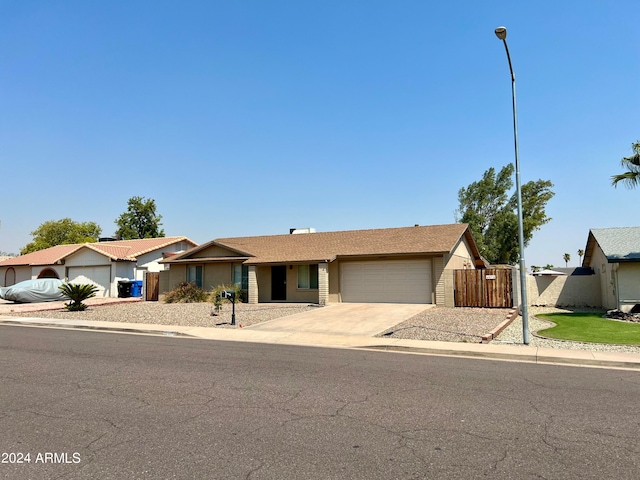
[[244, 303, 433, 336]]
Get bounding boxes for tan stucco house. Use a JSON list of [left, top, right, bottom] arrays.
[[583, 226, 640, 312], [0, 237, 197, 297], [161, 224, 484, 305]]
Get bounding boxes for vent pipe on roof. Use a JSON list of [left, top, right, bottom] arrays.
[[289, 228, 316, 234]]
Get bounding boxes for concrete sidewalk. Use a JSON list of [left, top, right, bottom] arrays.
[[2, 315, 640, 371]]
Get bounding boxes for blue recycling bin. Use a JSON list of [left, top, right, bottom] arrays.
[[130, 280, 143, 297]]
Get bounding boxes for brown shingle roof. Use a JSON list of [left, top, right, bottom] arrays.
[[170, 224, 477, 265], [0, 237, 197, 266]]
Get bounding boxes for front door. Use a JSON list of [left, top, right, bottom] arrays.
[[271, 266, 287, 301]]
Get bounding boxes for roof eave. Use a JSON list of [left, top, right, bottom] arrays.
[[162, 257, 251, 264]]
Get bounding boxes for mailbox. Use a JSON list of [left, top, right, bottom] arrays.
[[218, 290, 237, 325]]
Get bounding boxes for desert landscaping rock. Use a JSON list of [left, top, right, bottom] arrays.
[[5, 302, 317, 329], [376, 306, 512, 343]]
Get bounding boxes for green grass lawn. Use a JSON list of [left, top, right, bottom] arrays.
[[536, 312, 640, 345]]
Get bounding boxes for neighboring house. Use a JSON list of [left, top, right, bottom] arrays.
[[0, 237, 197, 297], [582, 226, 640, 312], [161, 224, 484, 305]]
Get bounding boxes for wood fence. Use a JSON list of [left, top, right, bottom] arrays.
[[454, 268, 513, 308], [145, 272, 160, 301]]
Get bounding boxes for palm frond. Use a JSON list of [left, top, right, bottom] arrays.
[[59, 283, 99, 311]]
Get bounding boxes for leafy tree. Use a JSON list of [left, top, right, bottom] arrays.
[[563, 253, 570, 267], [611, 140, 640, 188], [530, 266, 541, 273], [544, 264, 554, 270], [577, 249, 585, 265], [457, 164, 555, 265], [21, 218, 102, 254], [115, 196, 165, 240]]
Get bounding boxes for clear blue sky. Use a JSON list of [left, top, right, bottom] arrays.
[[1, 1, 638, 268]]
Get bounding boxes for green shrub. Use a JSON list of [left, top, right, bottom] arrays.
[[59, 283, 99, 311], [209, 284, 243, 305], [164, 282, 208, 303]]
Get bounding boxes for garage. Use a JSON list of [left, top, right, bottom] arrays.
[[341, 259, 432, 304], [67, 266, 111, 297]]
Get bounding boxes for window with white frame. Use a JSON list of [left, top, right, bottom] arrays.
[[297, 264, 318, 289], [187, 265, 203, 288]]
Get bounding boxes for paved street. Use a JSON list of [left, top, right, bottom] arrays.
[[1, 326, 639, 479]]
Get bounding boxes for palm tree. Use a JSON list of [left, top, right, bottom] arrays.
[[59, 283, 99, 311], [577, 249, 585, 265], [611, 140, 640, 188], [563, 253, 571, 267]]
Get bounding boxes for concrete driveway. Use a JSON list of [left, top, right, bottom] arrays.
[[244, 303, 433, 336]]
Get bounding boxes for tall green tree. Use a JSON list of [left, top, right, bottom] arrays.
[[577, 249, 585, 265], [611, 140, 640, 188], [563, 253, 571, 267], [115, 196, 165, 240], [21, 218, 102, 254], [457, 164, 555, 265]]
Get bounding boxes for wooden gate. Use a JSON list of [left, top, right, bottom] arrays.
[[454, 269, 513, 308], [145, 272, 160, 301]]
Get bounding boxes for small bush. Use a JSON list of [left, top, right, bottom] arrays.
[[209, 284, 242, 305], [164, 282, 208, 303], [59, 283, 99, 311]]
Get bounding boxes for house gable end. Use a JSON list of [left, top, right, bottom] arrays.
[[64, 248, 115, 267], [192, 244, 249, 259]]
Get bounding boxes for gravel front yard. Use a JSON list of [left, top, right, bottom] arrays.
[[4, 302, 317, 329], [6, 302, 512, 342], [376, 306, 512, 343]]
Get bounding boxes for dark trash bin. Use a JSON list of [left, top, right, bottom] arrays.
[[130, 280, 143, 298], [118, 280, 133, 298]]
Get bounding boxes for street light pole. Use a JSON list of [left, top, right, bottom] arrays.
[[494, 26, 530, 345]]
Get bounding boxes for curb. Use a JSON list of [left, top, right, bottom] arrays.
[[362, 344, 538, 363], [0, 319, 191, 337], [481, 309, 518, 343]]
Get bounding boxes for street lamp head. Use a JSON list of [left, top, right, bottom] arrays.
[[494, 26, 507, 40]]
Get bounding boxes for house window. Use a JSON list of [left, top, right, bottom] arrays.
[[233, 264, 249, 290], [187, 265, 203, 288], [37, 268, 59, 279], [297, 264, 318, 289]]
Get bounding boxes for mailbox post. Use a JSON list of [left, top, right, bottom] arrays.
[[220, 290, 236, 325]]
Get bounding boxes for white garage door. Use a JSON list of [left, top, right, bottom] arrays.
[[68, 266, 111, 297], [341, 259, 432, 304]]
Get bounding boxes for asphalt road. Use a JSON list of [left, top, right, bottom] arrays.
[[1, 326, 639, 480]]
